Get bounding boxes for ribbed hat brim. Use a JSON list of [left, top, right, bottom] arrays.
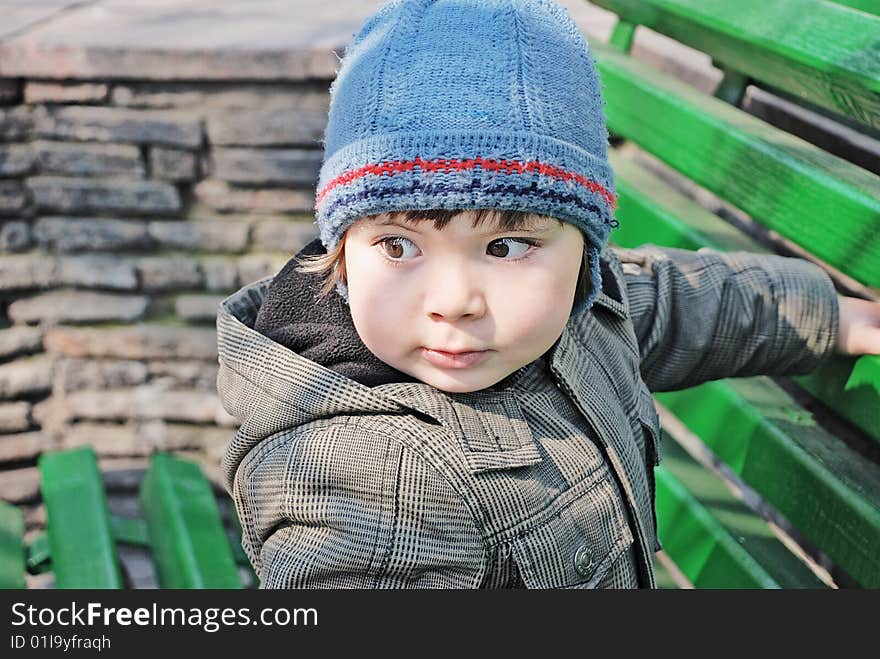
[[315, 129, 616, 255]]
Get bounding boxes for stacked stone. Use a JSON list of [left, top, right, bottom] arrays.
[[0, 77, 329, 526]]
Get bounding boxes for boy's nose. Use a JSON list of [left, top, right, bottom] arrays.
[[424, 265, 487, 321]]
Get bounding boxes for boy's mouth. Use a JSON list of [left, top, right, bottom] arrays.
[[420, 347, 491, 369]]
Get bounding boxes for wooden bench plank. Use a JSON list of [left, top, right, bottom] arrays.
[[610, 150, 765, 253], [794, 357, 880, 445], [609, 149, 880, 445], [592, 0, 880, 129], [110, 515, 150, 548], [655, 378, 880, 587], [139, 453, 241, 589], [25, 531, 51, 575], [830, 1, 880, 16], [0, 500, 25, 589], [38, 447, 124, 589], [594, 42, 880, 288], [656, 434, 827, 588]]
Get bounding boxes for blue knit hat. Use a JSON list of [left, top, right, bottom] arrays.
[[315, 0, 617, 315]]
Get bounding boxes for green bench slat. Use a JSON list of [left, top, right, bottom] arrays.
[[38, 447, 124, 589], [593, 42, 880, 288], [0, 500, 25, 589], [139, 453, 241, 589], [655, 378, 880, 587], [793, 358, 880, 445], [656, 434, 827, 589], [609, 149, 880, 445], [110, 515, 151, 548], [25, 532, 51, 575], [830, 1, 880, 16], [610, 150, 766, 253], [592, 0, 880, 129]]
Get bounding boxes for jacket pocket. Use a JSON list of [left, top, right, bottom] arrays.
[[509, 470, 634, 588], [447, 392, 543, 474]]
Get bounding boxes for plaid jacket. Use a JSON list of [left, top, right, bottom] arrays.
[[217, 245, 839, 588]]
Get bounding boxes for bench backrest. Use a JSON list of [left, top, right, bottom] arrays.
[[590, 0, 880, 587], [3, 447, 254, 589]]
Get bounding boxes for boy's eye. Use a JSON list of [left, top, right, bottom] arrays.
[[378, 236, 419, 260], [487, 238, 534, 259]]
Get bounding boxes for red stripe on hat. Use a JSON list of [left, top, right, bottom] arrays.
[[315, 156, 616, 210]]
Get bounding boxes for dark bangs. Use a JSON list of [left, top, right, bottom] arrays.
[[366, 208, 564, 232]]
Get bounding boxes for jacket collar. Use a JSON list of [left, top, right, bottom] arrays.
[[592, 253, 627, 320], [252, 238, 420, 388]]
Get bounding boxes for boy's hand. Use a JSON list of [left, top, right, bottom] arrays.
[[836, 294, 880, 356]]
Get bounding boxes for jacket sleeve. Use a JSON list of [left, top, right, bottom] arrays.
[[231, 421, 487, 588], [610, 244, 840, 393]]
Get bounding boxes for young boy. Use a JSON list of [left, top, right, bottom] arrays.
[[216, 0, 880, 588]]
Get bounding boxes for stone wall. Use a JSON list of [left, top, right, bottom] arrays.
[[0, 76, 330, 534]]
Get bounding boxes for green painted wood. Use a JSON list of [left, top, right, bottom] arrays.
[[793, 356, 880, 444], [590, 0, 880, 129], [609, 150, 766, 253], [38, 447, 124, 589], [656, 435, 827, 589], [599, 6, 880, 588], [655, 378, 880, 587], [828, 1, 880, 17], [139, 453, 241, 589], [608, 19, 636, 53], [25, 532, 51, 574], [595, 42, 880, 288], [0, 500, 25, 589], [608, 149, 880, 444], [110, 515, 150, 547]]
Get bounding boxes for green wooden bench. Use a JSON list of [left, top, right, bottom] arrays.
[[589, 0, 880, 587], [0, 447, 255, 589]]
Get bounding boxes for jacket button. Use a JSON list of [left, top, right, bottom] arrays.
[[574, 544, 595, 578]]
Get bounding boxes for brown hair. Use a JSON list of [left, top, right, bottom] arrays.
[[296, 208, 591, 304]]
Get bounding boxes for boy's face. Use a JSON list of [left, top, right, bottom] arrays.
[[344, 211, 585, 393]]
